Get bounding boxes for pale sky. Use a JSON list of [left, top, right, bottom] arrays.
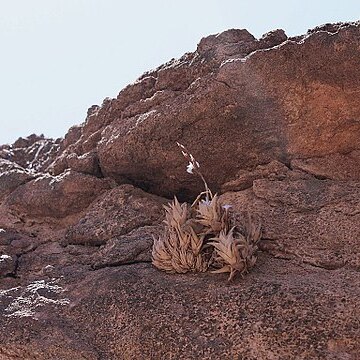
[[1, 0, 359, 144]]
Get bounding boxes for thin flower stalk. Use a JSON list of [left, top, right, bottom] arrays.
[[152, 143, 262, 281]]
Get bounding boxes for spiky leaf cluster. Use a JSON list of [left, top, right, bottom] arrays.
[[152, 143, 262, 281], [209, 212, 262, 280], [152, 197, 208, 273]]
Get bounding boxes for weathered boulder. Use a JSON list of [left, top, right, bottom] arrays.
[[0, 254, 17, 277], [91, 225, 162, 269], [0, 134, 60, 172], [221, 176, 360, 271], [64, 184, 166, 246], [93, 22, 360, 199], [5, 170, 113, 218], [66, 151, 102, 176], [0, 258, 359, 359], [15, 241, 95, 280], [291, 150, 360, 181], [0, 228, 36, 253], [0, 159, 35, 200], [3, 24, 360, 201]]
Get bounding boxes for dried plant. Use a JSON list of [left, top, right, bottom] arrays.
[[209, 212, 261, 281], [152, 143, 262, 281], [152, 197, 208, 273]]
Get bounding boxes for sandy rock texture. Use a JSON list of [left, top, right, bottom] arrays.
[[1, 260, 359, 360], [0, 22, 359, 359], [41, 22, 360, 199]]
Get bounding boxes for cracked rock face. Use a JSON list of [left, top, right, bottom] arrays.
[[51, 21, 360, 199], [6, 170, 114, 218], [64, 184, 166, 246], [221, 176, 360, 271], [35, 22, 360, 202], [0, 22, 360, 359], [0, 134, 59, 172], [0, 254, 17, 277], [0, 159, 36, 200]]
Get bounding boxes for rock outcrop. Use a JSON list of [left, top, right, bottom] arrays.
[[6, 170, 114, 219], [0, 22, 359, 359], [44, 21, 360, 200], [0, 134, 59, 172], [64, 184, 166, 246]]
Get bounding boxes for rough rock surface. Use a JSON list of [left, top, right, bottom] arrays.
[[64, 184, 166, 246], [0, 134, 59, 172], [0, 260, 359, 359], [6, 170, 114, 218], [221, 175, 360, 271], [40, 21, 360, 199], [0, 22, 359, 359], [0, 159, 36, 200], [0, 254, 17, 277]]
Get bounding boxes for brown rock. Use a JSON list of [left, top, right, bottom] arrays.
[[91, 22, 360, 199], [0, 228, 12, 246], [0, 159, 24, 172], [13, 134, 44, 149], [47, 152, 69, 176], [258, 29, 288, 48], [291, 150, 360, 180], [0, 259, 359, 359], [64, 184, 166, 246], [15, 242, 94, 280], [6, 170, 113, 218], [0, 159, 35, 200], [220, 160, 308, 192], [0, 254, 17, 277], [0, 23, 359, 359], [3, 135, 59, 172], [67, 151, 102, 176], [197, 29, 257, 61], [221, 177, 360, 270], [61, 125, 83, 150], [91, 225, 162, 269], [0, 228, 35, 253]]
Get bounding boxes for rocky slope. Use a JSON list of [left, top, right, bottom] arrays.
[[0, 22, 359, 359]]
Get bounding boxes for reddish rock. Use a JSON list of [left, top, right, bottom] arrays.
[[197, 28, 256, 58], [5, 170, 113, 218], [64, 184, 166, 246], [0, 23, 359, 360], [60, 125, 83, 151], [220, 160, 310, 192], [0, 160, 35, 200], [0, 259, 359, 359], [15, 242, 94, 280], [0, 254, 17, 277], [221, 177, 360, 271], [0, 228, 35, 253], [66, 151, 102, 176], [291, 150, 360, 180], [12, 134, 45, 149], [1, 135, 60, 172], [91, 22, 360, 199], [91, 225, 162, 269]]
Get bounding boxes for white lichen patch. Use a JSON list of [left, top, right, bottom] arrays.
[[135, 110, 157, 127], [0, 254, 12, 262], [0, 279, 70, 319]]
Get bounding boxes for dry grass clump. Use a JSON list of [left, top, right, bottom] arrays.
[[152, 143, 262, 281], [152, 197, 208, 273]]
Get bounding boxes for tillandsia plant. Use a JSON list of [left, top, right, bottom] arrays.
[[152, 143, 262, 281]]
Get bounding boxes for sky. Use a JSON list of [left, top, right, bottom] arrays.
[[0, 0, 359, 145]]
